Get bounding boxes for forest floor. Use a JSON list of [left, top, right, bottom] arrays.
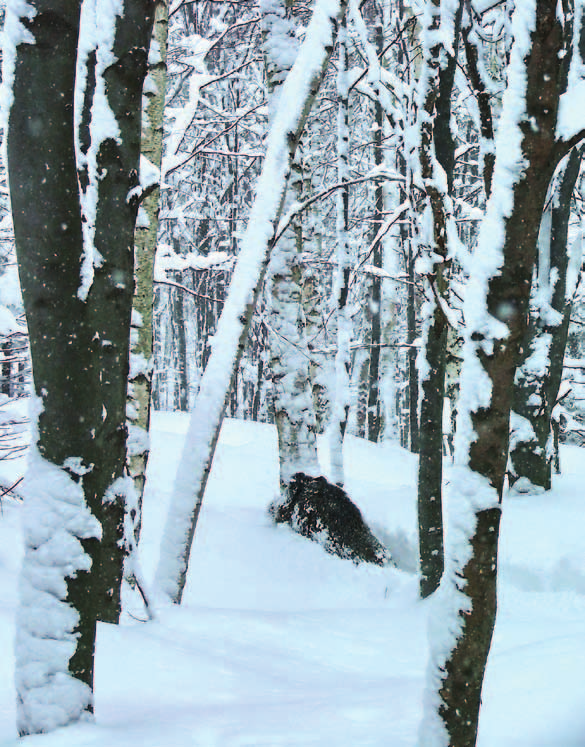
[[1, 412, 585, 746]]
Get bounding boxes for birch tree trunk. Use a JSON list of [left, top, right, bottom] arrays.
[[154, 0, 348, 604], [268, 156, 320, 490], [129, 0, 168, 538], [329, 11, 352, 486], [264, 0, 321, 492]]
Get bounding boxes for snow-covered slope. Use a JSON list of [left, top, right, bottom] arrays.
[[0, 413, 584, 746]]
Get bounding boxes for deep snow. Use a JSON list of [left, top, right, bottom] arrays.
[[0, 412, 584, 746]]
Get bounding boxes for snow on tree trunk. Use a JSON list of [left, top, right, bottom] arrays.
[[5, 0, 153, 732], [419, 2, 583, 744], [329, 11, 352, 486], [81, 0, 154, 624], [129, 0, 168, 541], [263, 0, 321, 492], [267, 160, 320, 490], [509, 146, 582, 491], [416, 0, 462, 600], [154, 0, 348, 605]]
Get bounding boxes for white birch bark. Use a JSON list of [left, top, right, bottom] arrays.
[[154, 0, 348, 604], [263, 0, 321, 491], [329, 14, 352, 487]]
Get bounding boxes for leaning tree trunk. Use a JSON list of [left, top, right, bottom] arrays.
[[509, 146, 582, 490], [154, 0, 348, 605], [421, 3, 580, 745], [7, 0, 153, 733]]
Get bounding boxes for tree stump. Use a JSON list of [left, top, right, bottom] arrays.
[[270, 472, 390, 565]]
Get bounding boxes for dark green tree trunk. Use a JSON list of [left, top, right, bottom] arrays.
[[8, 0, 154, 731], [416, 0, 462, 599], [89, 2, 155, 623], [366, 91, 383, 444], [9, 7, 99, 729]]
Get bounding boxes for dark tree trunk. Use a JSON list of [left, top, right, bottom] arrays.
[[436, 4, 575, 744], [172, 270, 189, 412], [366, 95, 383, 443], [1, 341, 11, 396], [9, 3, 99, 721], [462, 20, 495, 197], [8, 0, 154, 730], [417, 0, 462, 599], [88, 2, 154, 623], [509, 146, 582, 490]]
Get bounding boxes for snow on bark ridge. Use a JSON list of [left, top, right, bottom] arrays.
[[15, 447, 101, 735]]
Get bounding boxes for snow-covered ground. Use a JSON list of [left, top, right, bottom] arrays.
[[1, 412, 585, 746]]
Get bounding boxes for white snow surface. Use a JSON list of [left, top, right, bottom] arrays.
[[1, 413, 585, 744]]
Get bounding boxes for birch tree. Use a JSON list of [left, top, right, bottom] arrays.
[[155, 0, 348, 605], [129, 0, 168, 537], [263, 0, 321, 492], [328, 10, 352, 485]]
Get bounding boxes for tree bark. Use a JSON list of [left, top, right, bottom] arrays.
[[129, 0, 168, 538], [406, 234, 419, 452], [509, 146, 582, 490], [8, 0, 154, 731], [88, 1, 155, 624], [426, 3, 577, 745], [9, 7, 99, 729], [330, 11, 352, 485], [263, 0, 320, 492], [416, 0, 462, 599], [366, 85, 383, 444]]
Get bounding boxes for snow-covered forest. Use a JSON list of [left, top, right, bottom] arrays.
[[1, 0, 585, 745]]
